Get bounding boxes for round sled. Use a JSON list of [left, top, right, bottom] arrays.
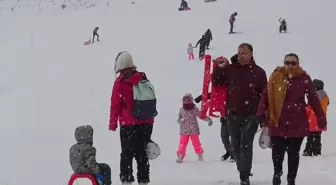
[[146, 140, 161, 160]]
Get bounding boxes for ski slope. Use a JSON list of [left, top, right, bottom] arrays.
[[0, 0, 335, 185]]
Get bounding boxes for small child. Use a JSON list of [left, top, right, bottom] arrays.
[[69, 125, 112, 185], [303, 79, 329, 156], [187, 43, 194, 60], [176, 93, 213, 163]]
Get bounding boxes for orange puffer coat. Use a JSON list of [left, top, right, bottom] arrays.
[[307, 89, 329, 132]]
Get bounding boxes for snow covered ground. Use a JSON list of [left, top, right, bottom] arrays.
[[1, 0, 336, 185]]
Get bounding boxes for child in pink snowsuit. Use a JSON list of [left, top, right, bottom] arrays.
[[187, 43, 194, 60], [176, 93, 213, 163]]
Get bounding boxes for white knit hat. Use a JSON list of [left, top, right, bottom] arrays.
[[114, 51, 137, 73]]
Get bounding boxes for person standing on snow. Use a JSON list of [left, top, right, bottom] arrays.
[[195, 35, 207, 59], [279, 18, 287, 33], [69, 125, 112, 185], [212, 43, 267, 185], [109, 51, 156, 185], [176, 93, 213, 163], [93, 26, 100, 42], [204, 29, 212, 50], [229, 12, 238, 34], [303, 79, 329, 156], [187, 43, 194, 60], [257, 53, 327, 185]]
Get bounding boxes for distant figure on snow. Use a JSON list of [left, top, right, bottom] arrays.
[[229, 12, 238, 34], [204, 29, 212, 50], [93, 26, 100, 42], [179, 0, 189, 11], [187, 43, 194, 60], [195, 35, 207, 59], [69, 125, 112, 185], [279, 18, 287, 33]]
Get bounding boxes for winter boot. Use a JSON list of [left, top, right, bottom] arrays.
[[287, 178, 295, 185], [221, 152, 230, 161], [312, 143, 322, 156], [240, 171, 250, 185], [240, 179, 250, 185], [176, 154, 183, 163], [272, 171, 283, 185], [229, 155, 235, 162], [198, 154, 204, 161], [303, 150, 312, 156]]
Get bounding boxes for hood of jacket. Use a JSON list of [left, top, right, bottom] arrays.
[[74, 125, 94, 145], [316, 89, 327, 100]]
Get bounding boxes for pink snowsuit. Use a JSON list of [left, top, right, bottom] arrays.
[[176, 106, 210, 158], [187, 44, 194, 60]]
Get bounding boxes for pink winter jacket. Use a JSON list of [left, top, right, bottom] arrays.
[[177, 106, 210, 135]]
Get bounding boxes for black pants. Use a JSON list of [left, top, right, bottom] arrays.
[[120, 124, 153, 183], [220, 117, 232, 155], [271, 136, 304, 182], [205, 40, 210, 49], [95, 163, 112, 185], [199, 46, 205, 58], [227, 115, 259, 180], [303, 131, 322, 156], [93, 33, 99, 42], [229, 22, 234, 33]]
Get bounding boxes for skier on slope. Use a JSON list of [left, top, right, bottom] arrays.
[[93, 27, 100, 42], [279, 18, 287, 33], [229, 12, 238, 34], [195, 35, 207, 59], [204, 29, 212, 50]]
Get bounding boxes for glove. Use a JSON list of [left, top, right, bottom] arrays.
[[207, 119, 213, 126], [256, 115, 266, 128], [95, 173, 104, 185], [318, 117, 327, 129], [177, 119, 183, 124]]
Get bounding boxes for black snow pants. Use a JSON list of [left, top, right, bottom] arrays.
[[220, 117, 232, 155], [227, 114, 259, 182], [303, 131, 322, 156], [229, 22, 234, 33], [271, 136, 304, 185], [93, 33, 100, 42], [94, 163, 112, 185], [120, 124, 153, 184], [199, 45, 206, 59]]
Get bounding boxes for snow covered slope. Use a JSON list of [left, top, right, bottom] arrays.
[[0, 0, 335, 185]]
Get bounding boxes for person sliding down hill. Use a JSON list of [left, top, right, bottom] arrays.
[[229, 12, 238, 34], [195, 35, 207, 60], [279, 18, 287, 33], [93, 27, 100, 42], [204, 29, 212, 50], [178, 0, 189, 11]]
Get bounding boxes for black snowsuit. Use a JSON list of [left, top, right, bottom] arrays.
[[195, 35, 207, 59], [180, 0, 188, 9], [279, 20, 287, 32], [93, 27, 99, 42], [204, 29, 212, 49]]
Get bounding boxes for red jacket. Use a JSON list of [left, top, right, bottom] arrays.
[[109, 69, 154, 130]]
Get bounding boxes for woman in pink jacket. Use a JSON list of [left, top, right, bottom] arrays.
[[109, 51, 154, 185]]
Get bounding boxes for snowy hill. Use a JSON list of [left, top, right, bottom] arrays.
[[0, 0, 336, 185]]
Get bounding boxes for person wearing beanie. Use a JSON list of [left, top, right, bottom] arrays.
[[187, 43, 194, 60], [303, 79, 329, 156], [109, 51, 154, 185], [176, 93, 213, 163]]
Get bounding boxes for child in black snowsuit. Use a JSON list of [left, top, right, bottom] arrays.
[[279, 18, 287, 33], [195, 35, 207, 59], [93, 27, 100, 42], [204, 29, 212, 50]]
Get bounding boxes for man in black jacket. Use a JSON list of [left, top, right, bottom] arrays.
[[204, 29, 212, 50], [212, 44, 267, 185], [93, 27, 99, 42]]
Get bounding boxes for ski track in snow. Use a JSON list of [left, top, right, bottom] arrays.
[[0, 0, 336, 185]]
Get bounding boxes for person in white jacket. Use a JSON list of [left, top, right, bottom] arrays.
[[187, 43, 194, 60]]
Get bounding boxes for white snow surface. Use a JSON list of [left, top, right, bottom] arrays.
[[1, 0, 336, 185]]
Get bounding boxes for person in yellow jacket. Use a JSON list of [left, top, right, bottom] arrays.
[[303, 79, 329, 156]]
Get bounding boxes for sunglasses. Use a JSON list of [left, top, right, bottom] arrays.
[[284, 60, 298, 66]]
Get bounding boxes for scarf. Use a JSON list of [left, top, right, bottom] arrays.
[[267, 66, 304, 126], [183, 103, 195, 110]]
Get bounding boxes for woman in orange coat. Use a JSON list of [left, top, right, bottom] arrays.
[[303, 79, 329, 156]]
